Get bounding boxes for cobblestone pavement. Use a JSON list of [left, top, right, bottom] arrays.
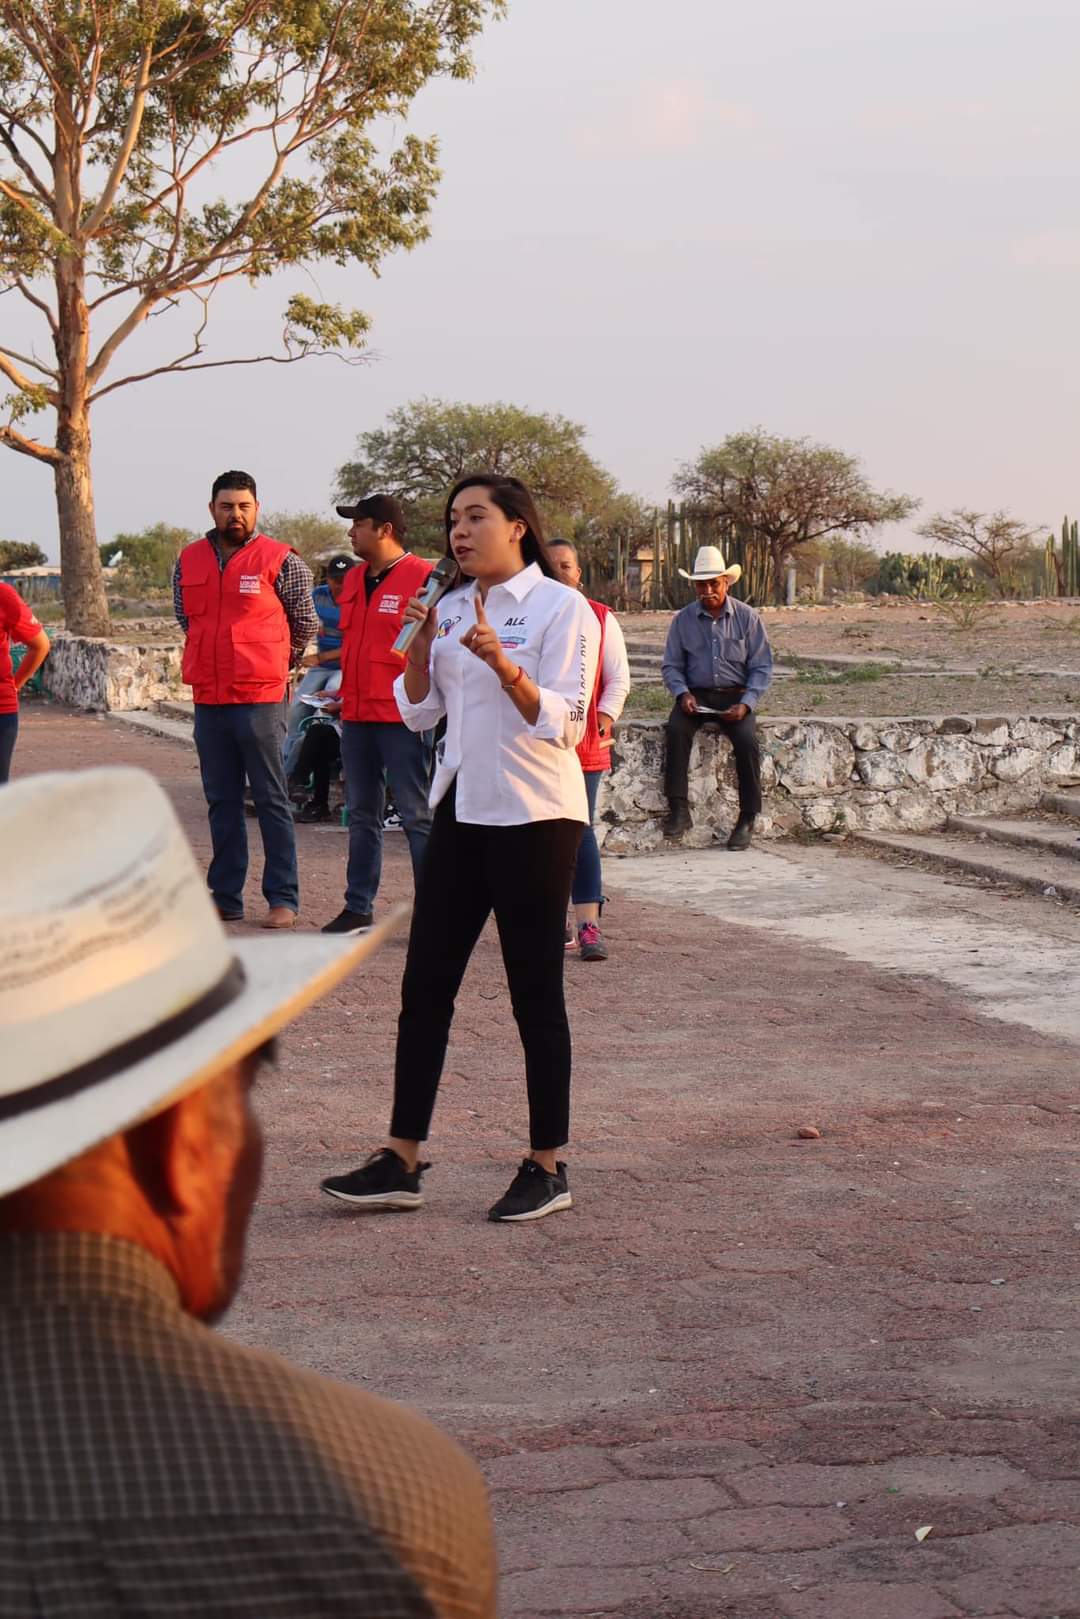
[[17, 706, 1080, 1619]]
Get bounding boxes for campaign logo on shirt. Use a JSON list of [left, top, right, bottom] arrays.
[[238, 575, 261, 595], [377, 594, 402, 615], [436, 614, 462, 638], [499, 614, 527, 649]]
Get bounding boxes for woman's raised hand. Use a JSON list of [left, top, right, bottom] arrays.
[[460, 595, 515, 683]]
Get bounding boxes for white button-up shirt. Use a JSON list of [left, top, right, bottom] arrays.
[[394, 563, 600, 826]]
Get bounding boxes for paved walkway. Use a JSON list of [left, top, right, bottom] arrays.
[[16, 706, 1080, 1619]]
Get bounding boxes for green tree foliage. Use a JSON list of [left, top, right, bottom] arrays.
[[99, 522, 191, 590], [0, 0, 502, 634], [0, 538, 47, 568], [260, 510, 349, 571], [335, 398, 617, 553], [916, 509, 1047, 598], [673, 429, 918, 605]]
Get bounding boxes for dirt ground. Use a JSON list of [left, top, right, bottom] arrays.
[[629, 672, 1080, 720], [620, 600, 1080, 668], [13, 704, 1080, 1619]]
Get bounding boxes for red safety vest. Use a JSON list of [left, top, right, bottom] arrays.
[[178, 533, 292, 704], [338, 553, 434, 723], [577, 599, 612, 773]]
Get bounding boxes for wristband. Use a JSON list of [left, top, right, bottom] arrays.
[[502, 665, 525, 691]]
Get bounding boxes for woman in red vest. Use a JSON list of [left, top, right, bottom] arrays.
[[0, 581, 50, 784], [548, 540, 630, 961]]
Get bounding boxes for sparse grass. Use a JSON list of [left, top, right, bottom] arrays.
[[933, 596, 999, 634], [794, 661, 890, 686]]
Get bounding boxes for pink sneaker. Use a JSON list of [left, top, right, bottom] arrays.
[[577, 921, 609, 962]]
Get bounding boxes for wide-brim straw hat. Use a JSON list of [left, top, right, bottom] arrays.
[[678, 545, 742, 583], [0, 767, 401, 1199]]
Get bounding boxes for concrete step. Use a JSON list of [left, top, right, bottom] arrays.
[[948, 813, 1080, 865], [110, 708, 194, 746], [157, 697, 194, 723], [1042, 789, 1080, 822], [851, 829, 1080, 904]]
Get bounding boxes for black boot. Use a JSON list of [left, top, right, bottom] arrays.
[[727, 816, 754, 851], [662, 799, 692, 839]]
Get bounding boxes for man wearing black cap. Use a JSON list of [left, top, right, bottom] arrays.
[[322, 496, 435, 935], [283, 553, 357, 781]]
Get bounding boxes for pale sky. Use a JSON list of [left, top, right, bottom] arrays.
[[5, 0, 1080, 559]]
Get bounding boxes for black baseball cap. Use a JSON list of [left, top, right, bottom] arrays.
[[335, 494, 406, 536], [326, 555, 358, 579]]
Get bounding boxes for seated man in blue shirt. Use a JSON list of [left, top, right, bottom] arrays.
[[283, 553, 356, 779], [660, 546, 774, 850]]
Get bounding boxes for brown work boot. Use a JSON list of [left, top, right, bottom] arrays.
[[261, 906, 298, 930]]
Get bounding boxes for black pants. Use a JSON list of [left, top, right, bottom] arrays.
[[663, 686, 762, 818], [291, 722, 341, 808], [391, 786, 582, 1151]]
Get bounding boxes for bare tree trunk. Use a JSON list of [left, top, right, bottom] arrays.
[[54, 418, 109, 636], [51, 107, 110, 638]]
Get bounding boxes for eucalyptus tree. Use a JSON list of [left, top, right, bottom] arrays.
[[0, 0, 499, 630]]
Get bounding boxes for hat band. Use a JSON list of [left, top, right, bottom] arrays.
[[0, 958, 247, 1125]]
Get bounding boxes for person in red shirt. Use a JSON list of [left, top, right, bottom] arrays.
[[320, 496, 434, 935], [0, 582, 50, 784]]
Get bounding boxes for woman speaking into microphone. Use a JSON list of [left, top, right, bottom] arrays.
[[321, 474, 599, 1222]]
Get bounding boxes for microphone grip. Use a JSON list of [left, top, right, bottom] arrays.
[[390, 559, 458, 659]]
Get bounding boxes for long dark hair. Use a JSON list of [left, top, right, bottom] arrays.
[[443, 474, 557, 580]]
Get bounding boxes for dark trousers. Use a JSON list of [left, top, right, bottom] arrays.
[[0, 711, 18, 785], [391, 786, 582, 1151], [193, 701, 299, 913], [340, 721, 433, 915], [663, 686, 762, 818], [293, 722, 341, 808]]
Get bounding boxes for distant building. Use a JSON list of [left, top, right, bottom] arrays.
[[0, 565, 62, 602]]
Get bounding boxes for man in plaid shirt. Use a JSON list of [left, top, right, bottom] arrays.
[[173, 471, 318, 929]]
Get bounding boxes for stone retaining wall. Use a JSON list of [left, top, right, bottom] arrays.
[[42, 632, 183, 712], [600, 713, 1080, 851]]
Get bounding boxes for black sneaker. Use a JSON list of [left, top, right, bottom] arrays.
[[321, 907, 373, 935], [321, 1149, 429, 1210], [296, 799, 332, 823], [487, 1159, 572, 1223]]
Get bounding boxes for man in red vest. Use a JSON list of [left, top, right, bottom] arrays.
[[321, 496, 434, 935], [173, 470, 317, 929], [548, 539, 630, 962]]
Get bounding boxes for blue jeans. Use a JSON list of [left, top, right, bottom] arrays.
[[0, 711, 17, 785], [340, 721, 433, 914], [193, 701, 299, 914], [571, 768, 604, 906], [283, 666, 339, 776]]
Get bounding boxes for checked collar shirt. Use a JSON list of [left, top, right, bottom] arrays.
[[0, 1232, 497, 1619]]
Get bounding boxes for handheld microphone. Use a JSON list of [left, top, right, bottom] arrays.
[[390, 556, 459, 659]]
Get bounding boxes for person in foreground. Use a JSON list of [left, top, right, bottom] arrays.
[[173, 469, 318, 929], [321, 475, 599, 1223], [0, 766, 497, 1618], [548, 538, 630, 962], [0, 578, 50, 783], [660, 545, 774, 849]]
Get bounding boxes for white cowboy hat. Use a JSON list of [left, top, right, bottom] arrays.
[[678, 545, 742, 584], [0, 767, 401, 1199]]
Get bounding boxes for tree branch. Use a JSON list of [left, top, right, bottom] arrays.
[[89, 348, 350, 402], [0, 123, 54, 204], [0, 347, 57, 399], [82, 42, 153, 236], [13, 275, 59, 334], [0, 342, 57, 380], [0, 422, 59, 463]]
